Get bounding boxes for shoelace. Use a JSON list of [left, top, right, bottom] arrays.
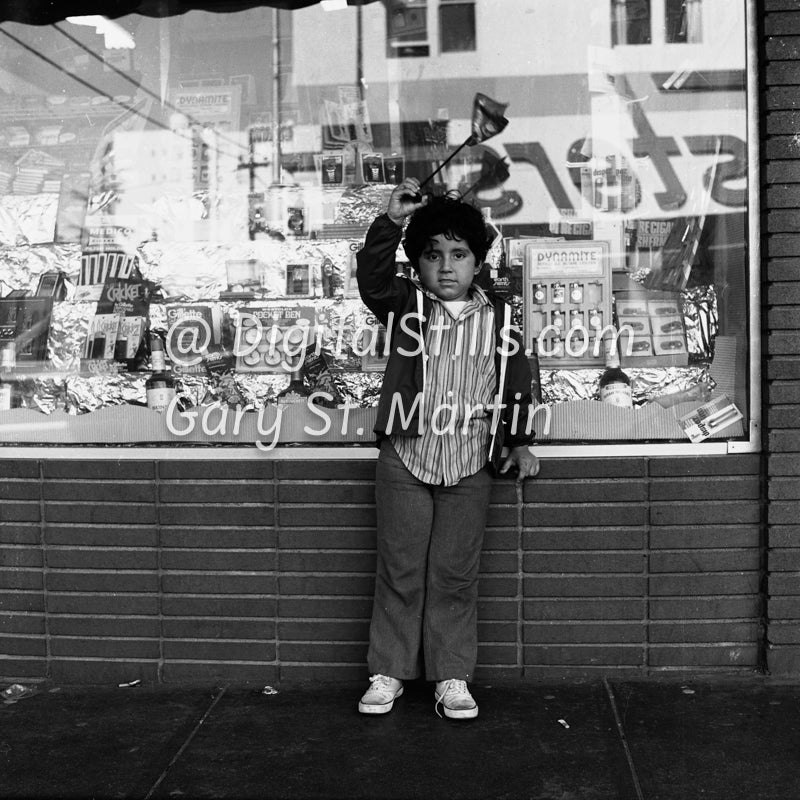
[[434, 679, 469, 718], [368, 674, 393, 692]]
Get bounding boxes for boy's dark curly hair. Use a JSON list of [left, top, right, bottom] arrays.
[[402, 194, 491, 270]]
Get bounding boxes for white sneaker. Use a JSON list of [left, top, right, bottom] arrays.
[[434, 679, 478, 719], [358, 674, 403, 714]]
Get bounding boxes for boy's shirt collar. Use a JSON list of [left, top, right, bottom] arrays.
[[410, 278, 492, 309]]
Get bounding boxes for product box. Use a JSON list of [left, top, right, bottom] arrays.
[[97, 278, 150, 362], [320, 152, 343, 186], [165, 304, 224, 376], [650, 316, 684, 337], [9, 297, 53, 362], [495, 238, 527, 299], [647, 298, 681, 317], [617, 332, 653, 358], [77, 218, 142, 302], [84, 314, 120, 360], [652, 334, 688, 357], [679, 394, 743, 443], [234, 305, 317, 374], [617, 315, 651, 336], [615, 298, 649, 317], [616, 289, 688, 368], [361, 152, 384, 183], [383, 155, 404, 185]]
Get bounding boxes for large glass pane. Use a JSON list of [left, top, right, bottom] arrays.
[[0, 0, 754, 449]]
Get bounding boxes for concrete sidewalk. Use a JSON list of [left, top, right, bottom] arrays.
[[1, 676, 799, 799]]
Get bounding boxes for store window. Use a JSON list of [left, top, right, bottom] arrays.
[[0, 0, 757, 451]]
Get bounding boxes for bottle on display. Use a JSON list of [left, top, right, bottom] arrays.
[[146, 333, 176, 413], [598, 347, 633, 407], [276, 368, 310, 404], [0, 343, 17, 410]]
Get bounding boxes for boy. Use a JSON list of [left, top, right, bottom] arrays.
[[356, 178, 540, 719]]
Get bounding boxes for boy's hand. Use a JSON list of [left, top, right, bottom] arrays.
[[499, 445, 540, 482], [387, 178, 426, 226]]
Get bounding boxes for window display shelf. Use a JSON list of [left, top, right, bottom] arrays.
[[0, 404, 380, 445], [0, 393, 745, 446]]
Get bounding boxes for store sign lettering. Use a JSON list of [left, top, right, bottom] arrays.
[[497, 134, 746, 218]]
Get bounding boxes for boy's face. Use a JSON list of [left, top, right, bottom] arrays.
[[417, 233, 481, 302]]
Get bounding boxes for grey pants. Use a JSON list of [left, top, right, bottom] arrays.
[[366, 439, 493, 682]]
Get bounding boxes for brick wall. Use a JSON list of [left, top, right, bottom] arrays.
[[0, 455, 764, 684], [764, 0, 800, 676]]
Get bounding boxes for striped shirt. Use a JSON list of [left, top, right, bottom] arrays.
[[391, 285, 496, 486]]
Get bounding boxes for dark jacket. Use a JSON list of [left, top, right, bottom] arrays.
[[356, 213, 536, 472]]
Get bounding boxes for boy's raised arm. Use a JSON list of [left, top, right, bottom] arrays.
[[356, 180, 427, 322]]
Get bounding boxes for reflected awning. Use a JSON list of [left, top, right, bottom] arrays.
[[0, 0, 378, 26]]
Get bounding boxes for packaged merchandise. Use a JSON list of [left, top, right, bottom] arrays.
[[233, 304, 316, 374], [521, 240, 612, 368], [165, 304, 224, 376]]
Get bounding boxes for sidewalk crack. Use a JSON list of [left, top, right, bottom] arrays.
[[604, 677, 646, 800], [144, 684, 228, 799]]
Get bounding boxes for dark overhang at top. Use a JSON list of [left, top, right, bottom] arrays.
[[0, 0, 378, 26]]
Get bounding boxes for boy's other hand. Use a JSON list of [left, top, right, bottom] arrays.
[[387, 178, 426, 226], [499, 446, 540, 482]]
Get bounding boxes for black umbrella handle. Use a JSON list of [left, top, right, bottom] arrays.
[[407, 137, 473, 201]]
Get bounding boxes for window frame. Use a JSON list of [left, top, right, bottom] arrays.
[[0, 0, 761, 459]]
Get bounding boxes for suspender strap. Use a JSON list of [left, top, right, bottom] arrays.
[[417, 289, 426, 415], [489, 302, 511, 456]]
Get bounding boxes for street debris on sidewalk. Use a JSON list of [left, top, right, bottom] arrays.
[[2, 684, 38, 704]]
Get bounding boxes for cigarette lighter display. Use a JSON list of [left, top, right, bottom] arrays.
[[521, 240, 612, 369]]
